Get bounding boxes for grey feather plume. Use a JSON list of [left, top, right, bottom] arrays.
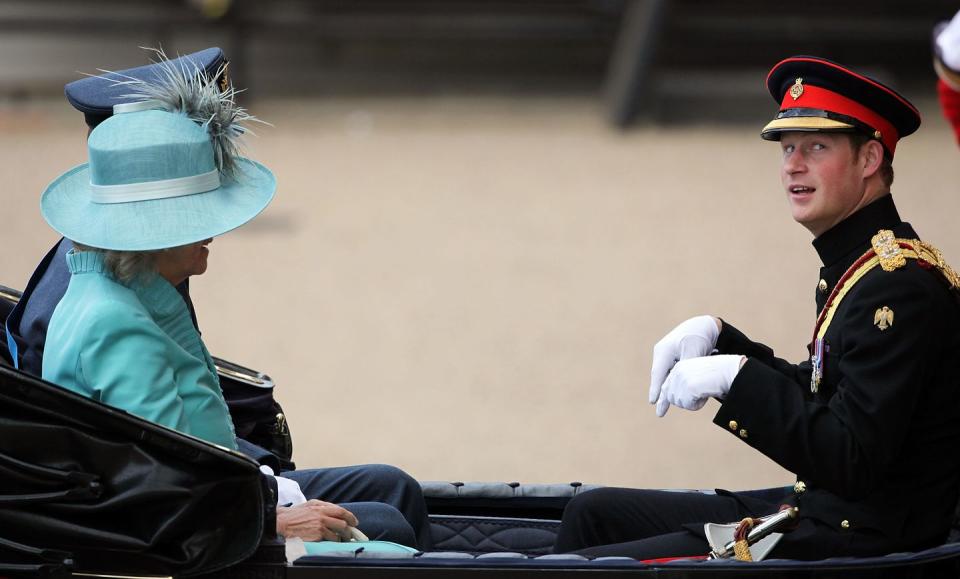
[[97, 46, 267, 180]]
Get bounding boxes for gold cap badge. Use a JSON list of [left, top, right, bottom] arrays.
[[790, 78, 804, 100]]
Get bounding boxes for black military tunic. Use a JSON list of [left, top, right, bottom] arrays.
[[715, 193, 960, 553]]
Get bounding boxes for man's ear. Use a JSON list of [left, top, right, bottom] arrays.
[[860, 139, 885, 179]]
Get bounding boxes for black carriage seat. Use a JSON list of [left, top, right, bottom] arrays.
[[294, 482, 960, 578], [418, 482, 795, 557], [421, 481, 603, 556]]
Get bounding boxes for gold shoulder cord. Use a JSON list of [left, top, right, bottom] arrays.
[[911, 239, 960, 289], [816, 231, 959, 341]]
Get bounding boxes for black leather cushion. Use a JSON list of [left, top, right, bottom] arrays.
[[429, 515, 561, 555], [422, 482, 602, 555]]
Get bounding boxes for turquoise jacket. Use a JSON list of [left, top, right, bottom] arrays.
[[42, 250, 238, 450]]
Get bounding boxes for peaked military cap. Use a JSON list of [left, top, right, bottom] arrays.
[[64, 47, 227, 128], [761, 56, 921, 157]]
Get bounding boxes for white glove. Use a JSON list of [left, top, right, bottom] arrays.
[[260, 465, 307, 506], [937, 10, 960, 71], [655, 355, 743, 417], [649, 316, 720, 405]]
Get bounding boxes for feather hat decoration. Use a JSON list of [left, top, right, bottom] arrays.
[[101, 47, 266, 180], [42, 47, 276, 252]]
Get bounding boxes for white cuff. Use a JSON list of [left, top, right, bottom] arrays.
[[260, 465, 307, 507]]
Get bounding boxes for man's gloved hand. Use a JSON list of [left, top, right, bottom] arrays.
[[655, 355, 744, 417], [649, 315, 721, 405]]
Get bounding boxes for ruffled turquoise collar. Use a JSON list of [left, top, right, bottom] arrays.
[[67, 249, 183, 317], [65, 249, 217, 379]]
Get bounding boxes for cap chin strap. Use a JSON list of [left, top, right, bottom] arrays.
[[90, 169, 220, 204]]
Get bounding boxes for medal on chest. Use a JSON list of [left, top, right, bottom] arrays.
[[809, 338, 825, 394], [808, 239, 882, 396]]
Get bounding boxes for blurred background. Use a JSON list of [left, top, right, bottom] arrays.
[[3, 0, 960, 491]]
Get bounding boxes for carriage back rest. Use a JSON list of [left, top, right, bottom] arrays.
[[421, 481, 604, 555], [0, 365, 267, 576]]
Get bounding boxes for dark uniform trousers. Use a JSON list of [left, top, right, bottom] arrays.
[[556, 195, 960, 560]]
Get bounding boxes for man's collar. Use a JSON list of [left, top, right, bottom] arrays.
[[812, 194, 902, 266]]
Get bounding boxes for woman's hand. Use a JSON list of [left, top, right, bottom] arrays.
[[276, 500, 360, 541]]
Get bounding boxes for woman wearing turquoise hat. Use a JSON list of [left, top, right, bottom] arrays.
[[40, 66, 275, 450], [36, 58, 371, 543], [33, 54, 430, 554]]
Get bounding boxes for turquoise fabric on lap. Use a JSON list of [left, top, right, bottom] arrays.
[[303, 541, 419, 558]]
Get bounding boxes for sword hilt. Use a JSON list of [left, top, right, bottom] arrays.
[[708, 507, 798, 560]]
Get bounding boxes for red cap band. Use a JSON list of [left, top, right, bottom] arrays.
[[780, 84, 900, 155]]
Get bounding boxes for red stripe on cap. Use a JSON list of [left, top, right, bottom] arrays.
[[780, 84, 899, 155], [768, 57, 920, 117]]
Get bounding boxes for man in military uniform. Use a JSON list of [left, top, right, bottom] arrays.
[[554, 56, 960, 560]]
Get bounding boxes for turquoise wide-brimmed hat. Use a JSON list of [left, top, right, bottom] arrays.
[[41, 53, 275, 251]]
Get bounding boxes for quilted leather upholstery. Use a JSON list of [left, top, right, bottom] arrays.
[[421, 481, 603, 555], [429, 515, 560, 555]]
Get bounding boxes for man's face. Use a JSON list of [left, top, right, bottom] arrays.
[[779, 132, 870, 237]]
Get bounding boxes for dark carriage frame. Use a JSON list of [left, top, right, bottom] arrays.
[[2, 284, 960, 578]]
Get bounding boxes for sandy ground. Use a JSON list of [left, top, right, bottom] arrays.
[[3, 93, 960, 492]]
